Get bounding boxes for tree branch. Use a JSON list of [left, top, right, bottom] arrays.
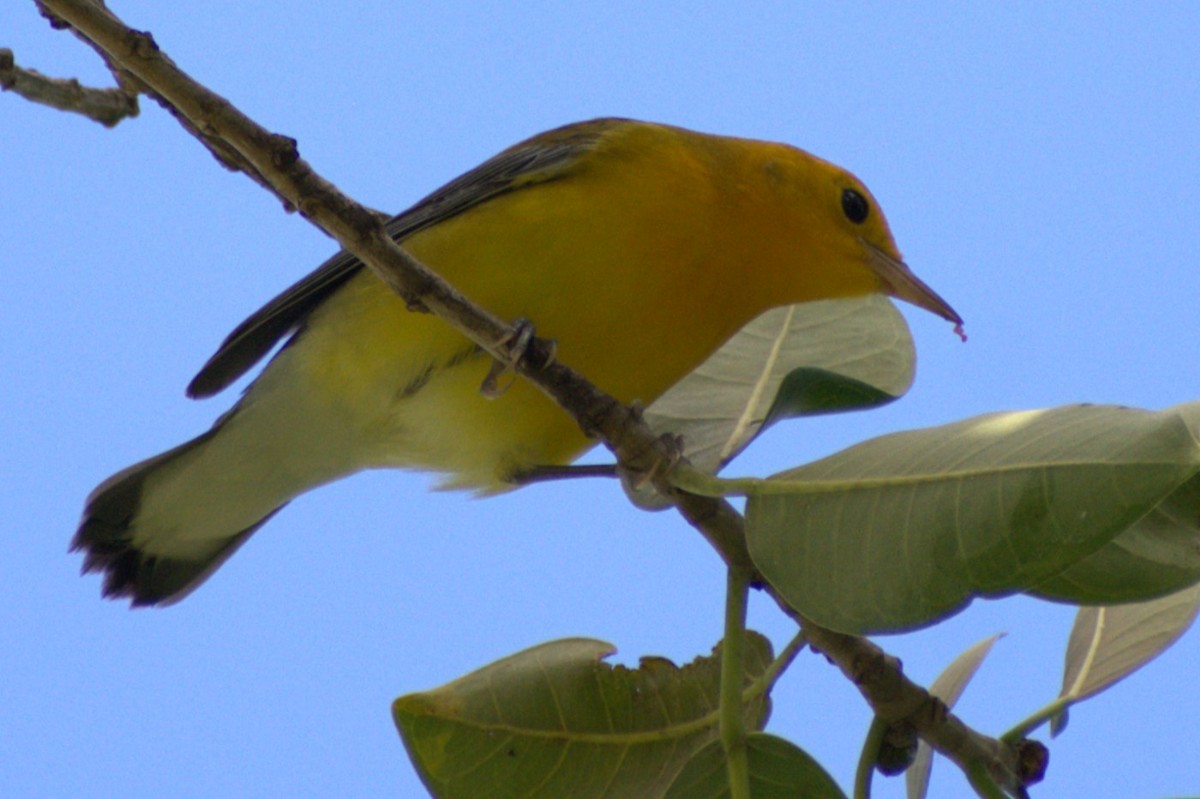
[[29, 1, 1046, 794], [664, 480, 1046, 795], [0, 45, 137, 126]]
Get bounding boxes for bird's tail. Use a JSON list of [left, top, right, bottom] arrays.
[[72, 391, 359, 606], [72, 435, 273, 605]]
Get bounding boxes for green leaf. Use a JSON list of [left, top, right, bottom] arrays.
[[663, 733, 847, 799], [766, 368, 898, 422], [745, 403, 1200, 634], [643, 295, 915, 476], [1050, 583, 1200, 736], [394, 635, 774, 799], [1031, 471, 1200, 603], [906, 634, 1004, 799]]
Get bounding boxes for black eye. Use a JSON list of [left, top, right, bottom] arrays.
[[841, 188, 870, 224]]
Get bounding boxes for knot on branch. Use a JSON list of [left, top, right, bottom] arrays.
[[876, 722, 918, 775], [1013, 738, 1049, 786], [593, 402, 683, 483], [122, 29, 158, 59], [314, 190, 385, 245], [916, 694, 950, 726], [558, 381, 623, 442], [267, 133, 299, 168], [37, 4, 70, 30], [850, 649, 909, 709], [0, 49, 15, 88]]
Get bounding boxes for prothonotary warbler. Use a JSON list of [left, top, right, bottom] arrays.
[[73, 118, 962, 605]]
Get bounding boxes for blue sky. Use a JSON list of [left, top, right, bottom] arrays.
[[4, 3, 1199, 797]]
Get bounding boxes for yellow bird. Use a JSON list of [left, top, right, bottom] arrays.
[[73, 118, 961, 605]]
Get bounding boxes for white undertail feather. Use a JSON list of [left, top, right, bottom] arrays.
[[129, 353, 371, 561]]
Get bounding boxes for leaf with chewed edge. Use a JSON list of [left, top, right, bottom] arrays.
[[394, 634, 773, 799]]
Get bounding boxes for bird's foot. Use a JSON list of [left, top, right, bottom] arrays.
[[480, 318, 556, 397]]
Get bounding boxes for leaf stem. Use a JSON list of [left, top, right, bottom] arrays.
[[965, 761, 1008, 799], [853, 717, 887, 799], [1000, 696, 1072, 744], [721, 567, 752, 799], [744, 628, 806, 701]]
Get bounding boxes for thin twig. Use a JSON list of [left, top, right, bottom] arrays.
[[0, 46, 137, 126]]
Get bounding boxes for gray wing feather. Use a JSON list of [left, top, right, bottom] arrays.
[[185, 124, 611, 398]]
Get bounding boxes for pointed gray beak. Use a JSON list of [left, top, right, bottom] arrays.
[[861, 239, 964, 334]]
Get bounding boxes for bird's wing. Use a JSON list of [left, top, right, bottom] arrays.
[[185, 118, 624, 398]]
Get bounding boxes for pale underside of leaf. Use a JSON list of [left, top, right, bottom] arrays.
[[746, 403, 1200, 634], [1051, 583, 1200, 735], [906, 634, 1004, 799], [643, 295, 916, 476], [394, 635, 773, 799]]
